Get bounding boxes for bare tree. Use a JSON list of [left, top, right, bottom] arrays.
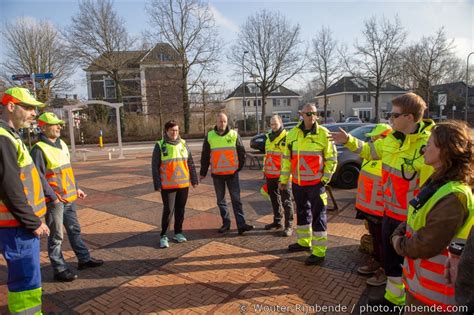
[[311, 26, 342, 123], [146, 0, 221, 133], [230, 10, 305, 131], [342, 16, 406, 122], [400, 28, 461, 108], [65, 0, 135, 102], [1, 18, 75, 102]]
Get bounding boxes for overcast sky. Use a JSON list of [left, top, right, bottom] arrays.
[[1, 0, 473, 98]]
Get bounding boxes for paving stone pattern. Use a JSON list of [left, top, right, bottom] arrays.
[[0, 150, 381, 314]]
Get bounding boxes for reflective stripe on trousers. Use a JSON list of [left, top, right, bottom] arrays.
[[384, 276, 405, 306]]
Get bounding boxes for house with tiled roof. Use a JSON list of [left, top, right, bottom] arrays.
[[223, 83, 300, 124], [314, 77, 407, 122], [85, 43, 183, 116]]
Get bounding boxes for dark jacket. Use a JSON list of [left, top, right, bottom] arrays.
[[393, 193, 468, 259], [0, 120, 42, 231], [151, 139, 198, 191], [30, 134, 63, 202], [200, 126, 246, 177]]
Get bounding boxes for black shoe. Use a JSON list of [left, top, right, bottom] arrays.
[[54, 269, 78, 282], [238, 224, 255, 235], [288, 243, 311, 252], [264, 222, 283, 230], [78, 257, 104, 270], [218, 224, 231, 233], [305, 254, 325, 265]]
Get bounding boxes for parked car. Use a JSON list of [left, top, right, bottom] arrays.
[[345, 116, 362, 123], [331, 124, 376, 189]]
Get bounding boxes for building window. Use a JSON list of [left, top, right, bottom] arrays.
[[104, 79, 116, 99], [353, 94, 360, 103], [273, 99, 281, 106], [362, 94, 371, 102], [287, 98, 291, 106]]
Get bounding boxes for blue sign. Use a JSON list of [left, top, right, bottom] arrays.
[[34, 73, 54, 80], [11, 74, 31, 81]]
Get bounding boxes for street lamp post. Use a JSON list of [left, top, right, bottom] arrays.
[[465, 52, 474, 122], [250, 73, 260, 134], [242, 51, 248, 132]]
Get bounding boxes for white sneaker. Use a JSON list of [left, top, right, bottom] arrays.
[[160, 235, 169, 248]]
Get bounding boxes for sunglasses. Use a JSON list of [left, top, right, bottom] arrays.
[[303, 112, 317, 117], [385, 112, 408, 119]]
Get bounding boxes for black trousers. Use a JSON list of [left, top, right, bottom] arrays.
[[160, 187, 189, 236], [266, 177, 294, 227], [382, 215, 404, 277]]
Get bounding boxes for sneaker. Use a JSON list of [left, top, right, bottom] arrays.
[[281, 227, 293, 237], [160, 235, 169, 248], [78, 257, 104, 270], [238, 224, 255, 235], [264, 222, 283, 230], [305, 254, 325, 265], [54, 269, 77, 282], [357, 258, 380, 275], [366, 268, 387, 286], [173, 233, 187, 243], [288, 243, 311, 252]]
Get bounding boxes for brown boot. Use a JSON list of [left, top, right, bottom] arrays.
[[357, 258, 380, 275], [366, 268, 387, 286]]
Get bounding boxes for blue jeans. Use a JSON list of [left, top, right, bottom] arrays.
[[212, 173, 246, 228], [46, 201, 90, 273]]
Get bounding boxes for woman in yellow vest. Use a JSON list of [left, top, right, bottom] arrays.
[[355, 124, 391, 287], [152, 120, 199, 248], [391, 120, 473, 313]]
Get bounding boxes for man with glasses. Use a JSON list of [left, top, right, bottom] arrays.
[[331, 93, 434, 308], [0, 87, 50, 314], [279, 104, 337, 265]]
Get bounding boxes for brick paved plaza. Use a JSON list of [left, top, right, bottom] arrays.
[[0, 145, 382, 314]]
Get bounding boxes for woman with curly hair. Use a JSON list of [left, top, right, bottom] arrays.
[[391, 120, 473, 314]]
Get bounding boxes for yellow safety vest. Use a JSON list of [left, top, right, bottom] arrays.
[[33, 139, 77, 203], [207, 129, 239, 175], [0, 127, 46, 226], [346, 120, 435, 221], [158, 139, 190, 189], [403, 181, 474, 309], [355, 159, 384, 217], [280, 122, 337, 186], [263, 129, 287, 179]]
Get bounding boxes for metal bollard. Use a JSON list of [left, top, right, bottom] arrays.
[[98, 129, 104, 148]]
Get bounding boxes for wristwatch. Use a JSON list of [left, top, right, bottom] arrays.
[[448, 242, 464, 256]]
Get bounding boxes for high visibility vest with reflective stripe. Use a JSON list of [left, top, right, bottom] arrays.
[[158, 139, 190, 189], [402, 181, 474, 310], [346, 120, 434, 222], [281, 123, 337, 186], [264, 129, 287, 179], [0, 127, 46, 227], [33, 139, 77, 203], [207, 130, 239, 175], [355, 159, 384, 217]]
